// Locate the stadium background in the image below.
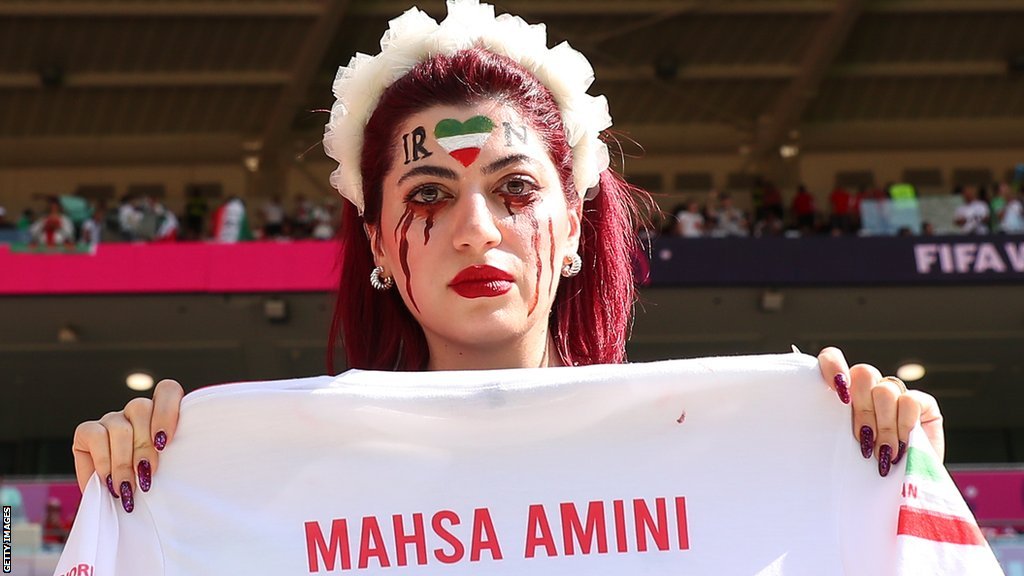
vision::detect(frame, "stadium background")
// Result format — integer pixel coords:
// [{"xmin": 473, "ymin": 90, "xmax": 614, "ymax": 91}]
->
[{"xmin": 0, "ymin": 0, "xmax": 1022, "ymax": 572}]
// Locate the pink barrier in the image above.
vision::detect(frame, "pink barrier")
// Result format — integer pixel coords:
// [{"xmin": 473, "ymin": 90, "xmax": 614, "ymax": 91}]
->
[
  {"xmin": 0, "ymin": 241, "xmax": 340, "ymax": 294},
  {"xmin": 951, "ymin": 469, "xmax": 1024, "ymax": 525}
]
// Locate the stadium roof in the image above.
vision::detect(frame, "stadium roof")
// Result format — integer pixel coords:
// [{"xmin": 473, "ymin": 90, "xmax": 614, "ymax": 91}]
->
[{"xmin": 2, "ymin": 0, "xmax": 1024, "ymax": 169}]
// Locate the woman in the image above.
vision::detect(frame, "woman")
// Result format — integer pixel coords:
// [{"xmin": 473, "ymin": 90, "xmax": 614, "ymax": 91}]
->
[{"xmin": 72, "ymin": 0, "xmax": 941, "ymax": 514}]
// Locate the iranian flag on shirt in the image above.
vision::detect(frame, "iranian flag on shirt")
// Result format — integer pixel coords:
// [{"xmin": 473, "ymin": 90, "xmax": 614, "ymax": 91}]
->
[{"xmin": 894, "ymin": 429, "xmax": 1004, "ymax": 574}]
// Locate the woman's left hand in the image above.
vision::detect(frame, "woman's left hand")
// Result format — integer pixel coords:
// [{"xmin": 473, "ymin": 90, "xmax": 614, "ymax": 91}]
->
[{"xmin": 817, "ymin": 347, "xmax": 944, "ymax": 477}]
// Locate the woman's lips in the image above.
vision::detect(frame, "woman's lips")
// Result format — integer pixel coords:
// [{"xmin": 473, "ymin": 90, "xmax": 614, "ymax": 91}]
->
[
  {"xmin": 451, "ymin": 281, "xmax": 513, "ymax": 298},
  {"xmin": 450, "ymin": 265, "xmax": 514, "ymax": 299}
]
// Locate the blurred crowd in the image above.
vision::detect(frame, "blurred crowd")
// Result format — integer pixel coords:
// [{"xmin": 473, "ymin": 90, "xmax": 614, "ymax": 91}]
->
[
  {"xmin": 656, "ymin": 180, "xmax": 1024, "ymax": 239},
  {"xmin": 0, "ymin": 191, "xmax": 341, "ymax": 250},
  {"xmin": 3, "ymin": 179, "xmax": 1023, "ymax": 251}
]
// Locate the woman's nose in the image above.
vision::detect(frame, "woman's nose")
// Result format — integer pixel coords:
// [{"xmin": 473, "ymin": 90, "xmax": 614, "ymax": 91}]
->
[{"xmin": 451, "ymin": 191, "xmax": 502, "ymax": 252}]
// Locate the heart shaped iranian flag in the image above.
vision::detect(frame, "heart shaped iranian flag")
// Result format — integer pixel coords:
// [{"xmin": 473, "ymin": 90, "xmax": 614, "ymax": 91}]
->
[{"xmin": 434, "ymin": 116, "xmax": 495, "ymax": 167}]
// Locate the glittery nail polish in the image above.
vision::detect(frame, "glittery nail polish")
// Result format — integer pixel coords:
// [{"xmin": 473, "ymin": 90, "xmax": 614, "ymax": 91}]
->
[
  {"xmin": 879, "ymin": 444, "xmax": 892, "ymax": 477},
  {"xmin": 106, "ymin": 474, "xmax": 119, "ymax": 499},
  {"xmin": 154, "ymin": 430, "xmax": 167, "ymax": 451},
  {"xmin": 120, "ymin": 481, "xmax": 134, "ymax": 513},
  {"xmin": 892, "ymin": 440, "xmax": 907, "ymax": 465},
  {"xmin": 834, "ymin": 374, "xmax": 851, "ymax": 404},
  {"xmin": 860, "ymin": 426, "xmax": 874, "ymax": 459},
  {"xmin": 138, "ymin": 459, "xmax": 152, "ymax": 492}
]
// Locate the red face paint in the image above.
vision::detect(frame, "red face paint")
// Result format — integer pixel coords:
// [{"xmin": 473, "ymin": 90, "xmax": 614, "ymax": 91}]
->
[
  {"xmin": 395, "ymin": 208, "xmax": 419, "ymax": 313},
  {"xmin": 526, "ymin": 208, "xmax": 541, "ymax": 317},
  {"xmin": 498, "ymin": 191, "xmax": 543, "ymax": 317},
  {"xmin": 423, "ymin": 212, "xmax": 435, "ymax": 245},
  {"xmin": 393, "ymin": 201, "xmax": 444, "ymax": 313},
  {"xmin": 547, "ymin": 217, "xmax": 555, "ymax": 297}
]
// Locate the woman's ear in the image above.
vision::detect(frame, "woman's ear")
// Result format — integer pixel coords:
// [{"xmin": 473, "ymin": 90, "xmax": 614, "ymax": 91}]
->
[
  {"xmin": 565, "ymin": 205, "xmax": 582, "ymax": 255},
  {"xmin": 364, "ymin": 223, "xmax": 387, "ymax": 267}
]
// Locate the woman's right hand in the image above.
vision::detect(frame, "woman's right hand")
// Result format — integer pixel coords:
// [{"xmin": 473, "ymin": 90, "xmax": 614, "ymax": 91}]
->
[{"xmin": 72, "ymin": 379, "xmax": 184, "ymax": 512}]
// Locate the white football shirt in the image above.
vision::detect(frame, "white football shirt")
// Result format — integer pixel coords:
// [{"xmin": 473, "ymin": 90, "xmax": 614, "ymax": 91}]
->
[{"xmin": 54, "ymin": 353, "xmax": 1003, "ymax": 575}]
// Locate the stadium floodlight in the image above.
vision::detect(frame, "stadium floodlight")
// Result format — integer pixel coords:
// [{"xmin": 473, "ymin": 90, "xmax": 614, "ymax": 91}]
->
[
  {"xmin": 896, "ymin": 363, "xmax": 926, "ymax": 382},
  {"xmin": 126, "ymin": 372, "xmax": 155, "ymax": 392}
]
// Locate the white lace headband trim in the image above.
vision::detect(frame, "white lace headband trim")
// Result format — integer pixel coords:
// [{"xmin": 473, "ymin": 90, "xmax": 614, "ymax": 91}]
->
[{"xmin": 322, "ymin": 0, "xmax": 612, "ymax": 215}]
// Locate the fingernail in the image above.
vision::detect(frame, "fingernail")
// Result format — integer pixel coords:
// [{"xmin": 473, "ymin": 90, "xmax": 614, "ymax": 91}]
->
[
  {"xmin": 120, "ymin": 481, "xmax": 134, "ymax": 513},
  {"xmin": 860, "ymin": 426, "xmax": 874, "ymax": 459},
  {"xmin": 138, "ymin": 460, "xmax": 152, "ymax": 492},
  {"xmin": 154, "ymin": 430, "xmax": 167, "ymax": 451},
  {"xmin": 106, "ymin": 474, "xmax": 119, "ymax": 499},
  {"xmin": 892, "ymin": 440, "xmax": 907, "ymax": 465},
  {"xmin": 834, "ymin": 374, "xmax": 850, "ymax": 404},
  {"xmin": 879, "ymin": 444, "xmax": 893, "ymax": 477}
]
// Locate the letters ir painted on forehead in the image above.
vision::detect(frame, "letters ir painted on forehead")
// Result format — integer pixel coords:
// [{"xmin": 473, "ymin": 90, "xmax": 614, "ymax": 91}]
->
[{"xmin": 322, "ymin": 0, "xmax": 613, "ymax": 215}]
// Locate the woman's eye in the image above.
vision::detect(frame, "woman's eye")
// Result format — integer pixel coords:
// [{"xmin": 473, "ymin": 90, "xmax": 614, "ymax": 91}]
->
[
  {"xmin": 498, "ymin": 177, "xmax": 536, "ymax": 196},
  {"xmin": 409, "ymin": 185, "xmax": 445, "ymax": 204}
]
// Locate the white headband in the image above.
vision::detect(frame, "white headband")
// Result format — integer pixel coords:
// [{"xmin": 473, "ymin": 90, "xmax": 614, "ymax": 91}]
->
[{"xmin": 322, "ymin": 0, "xmax": 612, "ymax": 215}]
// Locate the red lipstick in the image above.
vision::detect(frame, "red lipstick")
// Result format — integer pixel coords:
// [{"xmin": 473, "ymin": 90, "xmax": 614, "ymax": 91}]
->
[{"xmin": 449, "ymin": 265, "xmax": 514, "ymax": 299}]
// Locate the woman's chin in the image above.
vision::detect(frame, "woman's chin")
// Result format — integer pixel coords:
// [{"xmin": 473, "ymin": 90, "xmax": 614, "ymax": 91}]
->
[{"xmin": 425, "ymin": 308, "xmax": 541, "ymax": 347}]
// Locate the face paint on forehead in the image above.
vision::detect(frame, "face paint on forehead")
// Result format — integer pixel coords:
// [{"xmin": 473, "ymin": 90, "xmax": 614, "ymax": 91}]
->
[
  {"xmin": 434, "ymin": 116, "xmax": 495, "ymax": 167},
  {"xmin": 401, "ymin": 126, "xmax": 433, "ymax": 165},
  {"xmin": 503, "ymin": 122, "xmax": 528, "ymax": 146}
]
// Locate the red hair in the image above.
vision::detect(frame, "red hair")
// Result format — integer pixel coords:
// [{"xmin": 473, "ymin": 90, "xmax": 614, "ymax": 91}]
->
[{"xmin": 327, "ymin": 48, "xmax": 641, "ymax": 372}]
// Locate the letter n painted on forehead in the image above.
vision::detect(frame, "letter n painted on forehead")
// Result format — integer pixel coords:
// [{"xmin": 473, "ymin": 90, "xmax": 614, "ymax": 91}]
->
[
  {"xmin": 503, "ymin": 122, "xmax": 527, "ymax": 146},
  {"xmin": 402, "ymin": 126, "xmax": 433, "ymax": 165},
  {"xmin": 434, "ymin": 116, "xmax": 495, "ymax": 167}
]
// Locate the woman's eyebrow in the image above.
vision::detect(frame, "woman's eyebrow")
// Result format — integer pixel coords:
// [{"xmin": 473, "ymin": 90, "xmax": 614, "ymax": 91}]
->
[
  {"xmin": 397, "ymin": 165, "xmax": 459, "ymax": 185},
  {"xmin": 481, "ymin": 154, "xmax": 535, "ymax": 175}
]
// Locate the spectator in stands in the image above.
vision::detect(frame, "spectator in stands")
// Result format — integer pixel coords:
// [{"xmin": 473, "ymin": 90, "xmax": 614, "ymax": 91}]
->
[
  {"xmin": 291, "ymin": 194, "xmax": 315, "ymax": 239},
  {"xmin": 262, "ymin": 195, "xmax": 286, "ymax": 239},
  {"xmin": 212, "ymin": 196, "xmax": 251, "ymax": 243},
  {"xmin": 42, "ymin": 497, "xmax": 70, "ymax": 551},
  {"xmin": 888, "ymin": 182, "xmax": 917, "ymax": 204},
  {"xmin": 117, "ymin": 195, "xmax": 142, "ymax": 241},
  {"xmin": 791, "ymin": 184, "xmax": 816, "ymax": 233},
  {"xmin": 60, "ymin": 193, "xmax": 93, "ymax": 240},
  {"xmin": 760, "ymin": 180, "xmax": 784, "ymax": 221},
  {"xmin": 954, "ymin": 185, "xmax": 990, "ymax": 234},
  {"xmin": 311, "ymin": 201, "xmax": 339, "ymax": 240},
  {"xmin": 0, "ymin": 206, "xmax": 11, "ymax": 229},
  {"xmin": 136, "ymin": 196, "xmax": 162, "ymax": 240},
  {"xmin": 674, "ymin": 199, "xmax": 705, "ymax": 237},
  {"xmin": 858, "ymin": 184, "xmax": 886, "ymax": 202},
  {"xmin": 998, "ymin": 186, "xmax": 1023, "ymax": 234},
  {"xmin": 16, "ymin": 208, "xmax": 33, "ymax": 229},
  {"xmin": 709, "ymin": 193, "xmax": 748, "ymax": 237},
  {"xmin": 828, "ymin": 185, "xmax": 855, "ymax": 234},
  {"xmin": 753, "ymin": 211, "xmax": 784, "ymax": 237},
  {"xmin": 184, "ymin": 188, "xmax": 209, "ymax": 241},
  {"xmin": 991, "ymin": 182, "xmax": 1012, "ymax": 231},
  {"xmin": 80, "ymin": 206, "xmax": 103, "ymax": 252},
  {"xmin": 97, "ymin": 200, "xmax": 119, "ymax": 242},
  {"xmin": 15, "ymin": 208, "xmax": 34, "ymax": 243},
  {"xmin": 153, "ymin": 201, "xmax": 179, "ymax": 242},
  {"xmin": 29, "ymin": 197, "xmax": 75, "ymax": 248}
]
